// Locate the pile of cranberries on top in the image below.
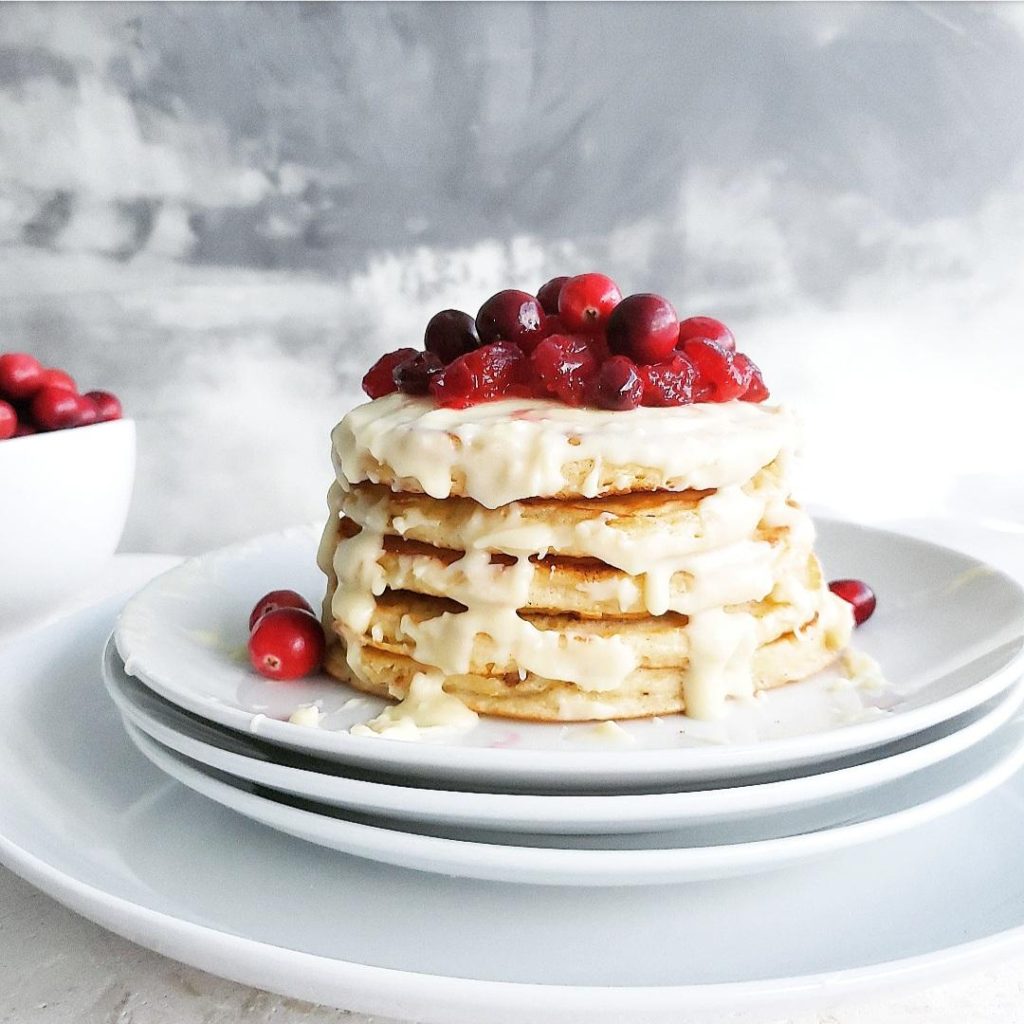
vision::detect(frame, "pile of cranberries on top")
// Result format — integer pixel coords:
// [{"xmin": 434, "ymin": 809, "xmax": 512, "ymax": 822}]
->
[
  {"xmin": 361, "ymin": 274, "xmax": 769, "ymax": 411},
  {"xmin": 0, "ymin": 352, "xmax": 123, "ymax": 441}
]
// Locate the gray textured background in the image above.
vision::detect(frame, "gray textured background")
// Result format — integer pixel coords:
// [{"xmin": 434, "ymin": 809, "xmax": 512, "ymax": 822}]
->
[{"xmin": 1, "ymin": 2, "xmax": 1022, "ymax": 552}]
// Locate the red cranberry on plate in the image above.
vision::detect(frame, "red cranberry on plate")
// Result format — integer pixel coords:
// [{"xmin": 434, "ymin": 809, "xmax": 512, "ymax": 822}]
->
[
  {"xmin": 248, "ymin": 607, "xmax": 326, "ymax": 680},
  {"xmin": 829, "ymin": 579, "xmax": 877, "ymax": 626},
  {"xmin": 249, "ymin": 589, "xmax": 316, "ymax": 631}
]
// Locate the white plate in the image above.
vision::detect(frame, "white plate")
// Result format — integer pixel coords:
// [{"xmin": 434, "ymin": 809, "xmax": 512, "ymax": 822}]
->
[
  {"xmin": 122, "ymin": 704, "xmax": 1024, "ymax": 887},
  {"xmin": 104, "ymin": 637, "xmax": 1024, "ymax": 835},
  {"xmin": 8, "ymin": 580, "xmax": 1024, "ymax": 1021},
  {"xmin": 113, "ymin": 521, "xmax": 1024, "ymax": 789}
]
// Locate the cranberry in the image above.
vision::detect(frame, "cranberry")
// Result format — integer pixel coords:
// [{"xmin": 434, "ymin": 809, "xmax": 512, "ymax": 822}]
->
[
  {"xmin": 13, "ymin": 422, "xmax": 37, "ymax": 437},
  {"xmin": 638, "ymin": 354, "xmax": 697, "ymax": 406},
  {"xmin": 828, "ymin": 579, "xmax": 876, "ymax": 626},
  {"xmin": 542, "ymin": 314, "xmax": 568, "ymax": 336},
  {"xmin": 85, "ymin": 389, "xmax": 123, "ymax": 421},
  {"xmin": 248, "ymin": 607, "xmax": 326, "ymax": 680},
  {"xmin": 0, "ymin": 353, "xmax": 44, "ymax": 400},
  {"xmin": 249, "ymin": 589, "xmax": 315, "ymax": 631},
  {"xmin": 424, "ymin": 310, "xmax": 480, "ymax": 364},
  {"xmin": 557, "ymin": 273, "xmax": 622, "ymax": 331},
  {"xmin": 595, "ymin": 356, "xmax": 643, "ymax": 411},
  {"xmin": 31, "ymin": 386, "xmax": 81, "ymax": 430},
  {"xmin": 476, "ymin": 290, "xmax": 546, "ymax": 352},
  {"xmin": 430, "ymin": 341, "xmax": 526, "ymax": 408},
  {"xmin": 536, "ymin": 276, "xmax": 569, "ymax": 316},
  {"xmin": 39, "ymin": 368, "xmax": 77, "ymax": 392},
  {"xmin": 0, "ymin": 399, "xmax": 16, "ymax": 440},
  {"xmin": 530, "ymin": 334, "xmax": 601, "ymax": 406},
  {"xmin": 74, "ymin": 394, "xmax": 99, "ymax": 427},
  {"xmin": 394, "ymin": 351, "xmax": 444, "ymax": 395},
  {"xmin": 682, "ymin": 339, "xmax": 748, "ymax": 402},
  {"xmin": 678, "ymin": 316, "xmax": 735, "ymax": 353},
  {"xmin": 606, "ymin": 293, "xmax": 679, "ymax": 364},
  {"xmin": 362, "ymin": 348, "xmax": 417, "ymax": 399},
  {"xmin": 733, "ymin": 354, "xmax": 770, "ymax": 403}
]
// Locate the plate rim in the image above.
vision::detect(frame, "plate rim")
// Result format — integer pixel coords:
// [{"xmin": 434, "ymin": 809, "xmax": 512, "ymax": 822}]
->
[
  {"xmin": 112, "ymin": 519, "xmax": 1024, "ymax": 780},
  {"xmin": 119, "ymin": 712, "xmax": 1024, "ymax": 886},
  {"xmin": 103, "ymin": 635, "xmax": 1024, "ymax": 832},
  {"xmin": 4, "ymin": 820, "xmax": 1024, "ymax": 1022}
]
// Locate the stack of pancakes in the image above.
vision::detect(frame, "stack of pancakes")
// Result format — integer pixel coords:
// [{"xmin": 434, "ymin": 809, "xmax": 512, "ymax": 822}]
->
[{"xmin": 318, "ymin": 394, "xmax": 853, "ymax": 721}]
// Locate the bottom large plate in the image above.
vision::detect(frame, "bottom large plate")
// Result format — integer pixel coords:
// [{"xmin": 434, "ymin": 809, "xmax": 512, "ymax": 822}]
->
[{"xmin": 5, "ymin": 578, "xmax": 1024, "ymax": 1021}]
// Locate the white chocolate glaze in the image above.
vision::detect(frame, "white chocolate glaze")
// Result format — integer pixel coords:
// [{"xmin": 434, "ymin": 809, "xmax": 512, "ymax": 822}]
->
[
  {"xmin": 350, "ymin": 671, "xmax": 479, "ymax": 740},
  {"xmin": 287, "ymin": 704, "xmax": 323, "ymax": 728},
  {"xmin": 335, "ymin": 394, "xmax": 799, "ymax": 507}
]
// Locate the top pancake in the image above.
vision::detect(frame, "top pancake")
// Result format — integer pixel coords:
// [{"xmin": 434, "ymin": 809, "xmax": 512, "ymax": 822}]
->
[{"xmin": 333, "ymin": 394, "xmax": 799, "ymax": 507}]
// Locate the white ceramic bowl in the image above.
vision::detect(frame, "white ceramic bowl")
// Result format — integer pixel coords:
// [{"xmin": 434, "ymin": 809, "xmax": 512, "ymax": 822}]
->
[{"xmin": 0, "ymin": 418, "xmax": 135, "ymax": 622}]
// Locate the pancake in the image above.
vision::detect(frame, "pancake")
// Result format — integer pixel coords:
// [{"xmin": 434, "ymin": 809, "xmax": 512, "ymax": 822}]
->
[
  {"xmin": 334, "ymin": 462, "xmax": 806, "ymax": 572},
  {"xmin": 324, "ymin": 592, "xmax": 852, "ymax": 722},
  {"xmin": 336, "ymin": 520, "xmax": 813, "ymax": 618}
]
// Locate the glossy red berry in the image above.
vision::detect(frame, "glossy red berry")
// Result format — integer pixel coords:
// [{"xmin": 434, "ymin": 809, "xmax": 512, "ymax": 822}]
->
[
  {"xmin": 394, "ymin": 351, "xmax": 444, "ymax": 395},
  {"xmin": 678, "ymin": 316, "xmax": 735, "ymax": 353},
  {"xmin": 557, "ymin": 273, "xmax": 622, "ymax": 331},
  {"xmin": 13, "ymin": 422, "xmax": 37, "ymax": 437},
  {"xmin": 733, "ymin": 354, "xmax": 770, "ymax": 403},
  {"xmin": 606, "ymin": 293, "xmax": 679, "ymax": 364},
  {"xmin": 476, "ymin": 290, "xmax": 546, "ymax": 352},
  {"xmin": 638, "ymin": 354, "xmax": 697, "ymax": 407},
  {"xmin": 0, "ymin": 399, "xmax": 16, "ymax": 440},
  {"xmin": 39, "ymin": 368, "xmax": 77, "ymax": 392},
  {"xmin": 0, "ymin": 353, "xmax": 44, "ymax": 400},
  {"xmin": 595, "ymin": 356, "xmax": 643, "ymax": 411},
  {"xmin": 362, "ymin": 348, "xmax": 417, "ymax": 400},
  {"xmin": 249, "ymin": 589, "xmax": 316, "ymax": 631},
  {"xmin": 682, "ymin": 339, "xmax": 748, "ymax": 402},
  {"xmin": 536, "ymin": 276, "xmax": 569, "ymax": 316},
  {"xmin": 529, "ymin": 334, "xmax": 601, "ymax": 406},
  {"xmin": 248, "ymin": 607, "xmax": 326, "ymax": 680},
  {"xmin": 829, "ymin": 579, "xmax": 876, "ymax": 626},
  {"xmin": 31, "ymin": 386, "xmax": 81, "ymax": 430},
  {"xmin": 424, "ymin": 310, "xmax": 480, "ymax": 364},
  {"xmin": 542, "ymin": 314, "xmax": 568, "ymax": 336},
  {"xmin": 430, "ymin": 341, "xmax": 526, "ymax": 408},
  {"xmin": 74, "ymin": 394, "xmax": 99, "ymax": 426},
  {"xmin": 85, "ymin": 389, "xmax": 123, "ymax": 421}
]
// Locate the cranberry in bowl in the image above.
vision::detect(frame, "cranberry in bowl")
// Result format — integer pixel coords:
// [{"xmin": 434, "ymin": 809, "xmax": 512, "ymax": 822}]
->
[{"xmin": 0, "ymin": 356, "xmax": 134, "ymax": 623}]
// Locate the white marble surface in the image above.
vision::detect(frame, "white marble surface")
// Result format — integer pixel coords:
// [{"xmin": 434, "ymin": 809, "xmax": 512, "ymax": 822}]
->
[{"xmin": 2, "ymin": 517, "xmax": 1024, "ymax": 1022}]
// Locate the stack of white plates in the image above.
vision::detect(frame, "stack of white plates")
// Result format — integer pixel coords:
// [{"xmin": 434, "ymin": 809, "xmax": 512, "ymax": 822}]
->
[{"xmin": 105, "ymin": 520, "xmax": 1024, "ymax": 888}]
